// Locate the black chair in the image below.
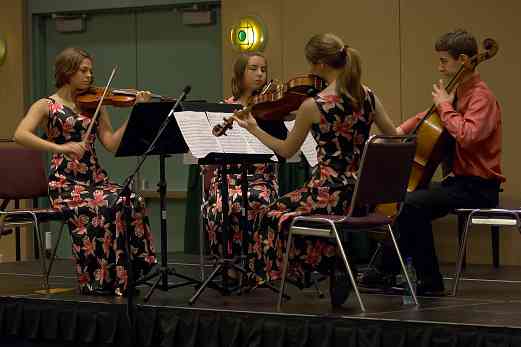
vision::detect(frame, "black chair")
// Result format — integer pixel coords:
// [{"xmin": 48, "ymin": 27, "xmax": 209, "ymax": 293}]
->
[
  {"xmin": 451, "ymin": 207, "xmax": 521, "ymax": 296},
  {"xmin": 453, "ymin": 189, "xmax": 503, "ymax": 269},
  {"xmin": 0, "ymin": 141, "xmax": 66, "ymax": 290},
  {"xmin": 277, "ymin": 135, "xmax": 419, "ymax": 312}
]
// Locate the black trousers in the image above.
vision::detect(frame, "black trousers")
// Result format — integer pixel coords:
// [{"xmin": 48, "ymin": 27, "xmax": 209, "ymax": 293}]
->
[{"xmin": 389, "ymin": 176, "xmax": 500, "ymax": 289}]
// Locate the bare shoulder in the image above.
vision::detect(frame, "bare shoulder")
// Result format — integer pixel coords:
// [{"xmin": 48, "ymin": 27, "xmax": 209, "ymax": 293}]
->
[
  {"xmin": 34, "ymin": 98, "xmax": 52, "ymax": 107},
  {"xmin": 296, "ymin": 97, "xmax": 321, "ymax": 124},
  {"xmin": 29, "ymin": 98, "xmax": 52, "ymax": 114},
  {"xmin": 299, "ymin": 97, "xmax": 319, "ymax": 114}
]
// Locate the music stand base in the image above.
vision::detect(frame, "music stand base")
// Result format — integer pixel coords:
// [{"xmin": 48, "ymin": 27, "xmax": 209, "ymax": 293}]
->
[
  {"xmin": 188, "ymin": 258, "xmax": 290, "ymax": 305},
  {"xmin": 142, "ymin": 266, "xmax": 201, "ymax": 302}
]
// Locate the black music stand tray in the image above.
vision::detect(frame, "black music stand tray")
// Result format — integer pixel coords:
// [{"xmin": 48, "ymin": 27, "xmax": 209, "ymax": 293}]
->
[{"xmin": 116, "ymin": 101, "xmax": 223, "ymax": 301}]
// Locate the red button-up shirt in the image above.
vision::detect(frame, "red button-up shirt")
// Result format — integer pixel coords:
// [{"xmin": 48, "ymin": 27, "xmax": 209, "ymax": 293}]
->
[{"xmin": 399, "ymin": 73, "xmax": 505, "ymax": 182}]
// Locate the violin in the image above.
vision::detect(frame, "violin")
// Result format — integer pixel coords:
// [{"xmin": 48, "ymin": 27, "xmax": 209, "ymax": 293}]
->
[
  {"xmin": 212, "ymin": 74, "xmax": 327, "ymax": 137},
  {"xmin": 76, "ymin": 86, "xmax": 176, "ymax": 109}
]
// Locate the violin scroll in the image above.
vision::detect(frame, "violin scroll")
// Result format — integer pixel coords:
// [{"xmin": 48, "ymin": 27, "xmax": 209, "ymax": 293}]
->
[{"xmin": 212, "ymin": 117, "xmax": 234, "ymax": 137}]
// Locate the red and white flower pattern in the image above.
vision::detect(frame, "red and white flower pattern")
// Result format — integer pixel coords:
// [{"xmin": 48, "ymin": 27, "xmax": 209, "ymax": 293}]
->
[
  {"xmin": 248, "ymin": 89, "xmax": 376, "ymax": 285},
  {"xmin": 45, "ymin": 98, "xmax": 156, "ymax": 294},
  {"xmin": 203, "ymin": 97, "xmax": 279, "ymax": 261}
]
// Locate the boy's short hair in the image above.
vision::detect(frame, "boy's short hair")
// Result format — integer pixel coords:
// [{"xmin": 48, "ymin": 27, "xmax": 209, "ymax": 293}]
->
[{"xmin": 435, "ymin": 29, "xmax": 478, "ymax": 59}]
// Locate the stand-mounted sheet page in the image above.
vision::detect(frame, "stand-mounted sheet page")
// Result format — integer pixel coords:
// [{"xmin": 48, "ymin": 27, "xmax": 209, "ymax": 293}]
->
[
  {"xmin": 175, "ymin": 111, "xmax": 277, "ymax": 161},
  {"xmin": 284, "ymin": 120, "xmax": 318, "ymax": 167}
]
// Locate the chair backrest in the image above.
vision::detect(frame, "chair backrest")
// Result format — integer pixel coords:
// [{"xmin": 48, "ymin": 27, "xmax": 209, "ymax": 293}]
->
[
  {"xmin": 0, "ymin": 141, "xmax": 48, "ymax": 199},
  {"xmin": 349, "ymin": 135, "xmax": 416, "ymax": 215}
]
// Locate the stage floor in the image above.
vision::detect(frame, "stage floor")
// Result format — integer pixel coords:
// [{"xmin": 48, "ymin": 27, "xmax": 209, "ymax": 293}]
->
[
  {"xmin": 1, "ymin": 254, "xmax": 521, "ymax": 346},
  {"xmin": 2, "ymin": 254, "xmax": 521, "ymax": 325}
]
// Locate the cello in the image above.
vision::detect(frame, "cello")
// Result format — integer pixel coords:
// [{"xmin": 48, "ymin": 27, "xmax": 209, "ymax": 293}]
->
[
  {"xmin": 377, "ymin": 38, "xmax": 498, "ymax": 218},
  {"xmin": 407, "ymin": 38, "xmax": 498, "ymax": 191}
]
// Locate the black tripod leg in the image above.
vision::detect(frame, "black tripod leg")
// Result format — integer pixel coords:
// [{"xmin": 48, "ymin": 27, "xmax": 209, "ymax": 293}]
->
[
  {"xmin": 169, "ymin": 271, "xmax": 202, "ymax": 286},
  {"xmin": 144, "ymin": 271, "xmax": 163, "ymax": 302},
  {"xmin": 256, "ymin": 281, "xmax": 291, "ymax": 300},
  {"xmin": 189, "ymin": 263, "xmax": 224, "ymax": 305},
  {"xmin": 121, "ymin": 195, "xmax": 136, "ymax": 325}
]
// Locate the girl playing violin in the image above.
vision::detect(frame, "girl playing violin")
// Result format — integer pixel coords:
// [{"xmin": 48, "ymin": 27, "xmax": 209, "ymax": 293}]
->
[
  {"xmin": 233, "ymin": 34, "xmax": 397, "ymax": 306},
  {"xmin": 14, "ymin": 47, "xmax": 157, "ymax": 296},
  {"xmin": 203, "ymin": 52, "xmax": 279, "ymax": 277}
]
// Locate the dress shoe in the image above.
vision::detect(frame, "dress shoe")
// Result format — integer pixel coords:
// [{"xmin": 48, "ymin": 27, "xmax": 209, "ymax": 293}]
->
[{"xmin": 329, "ymin": 268, "xmax": 352, "ymax": 307}]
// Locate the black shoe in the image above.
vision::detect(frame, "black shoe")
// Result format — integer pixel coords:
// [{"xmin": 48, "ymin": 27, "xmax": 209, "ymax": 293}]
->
[
  {"xmin": 329, "ymin": 268, "xmax": 352, "ymax": 307},
  {"xmin": 357, "ymin": 268, "xmax": 396, "ymax": 293},
  {"xmin": 115, "ymin": 287, "xmax": 141, "ymax": 297},
  {"xmin": 135, "ymin": 263, "xmax": 161, "ymax": 284},
  {"xmin": 81, "ymin": 286, "xmax": 114, "ymax": 296}
]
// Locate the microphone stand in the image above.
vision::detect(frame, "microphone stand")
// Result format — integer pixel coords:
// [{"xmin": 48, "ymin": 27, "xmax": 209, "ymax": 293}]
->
[{"xmin": 109, "ymin": 86, "xmax": 196, "ymax": 330}]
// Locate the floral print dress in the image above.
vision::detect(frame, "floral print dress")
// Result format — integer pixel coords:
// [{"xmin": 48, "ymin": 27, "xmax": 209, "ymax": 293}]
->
[
  {"xmin": 248, "ymin": 90, "xmax": 375, "ymax": 285},
  {"xmin": 204, "ymin": 164, "xmax": 279, "ymax": 258},
  {"xmin": 203, "ymin": 97, "xmax": 279, "ymax": 260},
  {"xmin": 45, "ymin": 98, "xmax": 156, "ymax": 294}
]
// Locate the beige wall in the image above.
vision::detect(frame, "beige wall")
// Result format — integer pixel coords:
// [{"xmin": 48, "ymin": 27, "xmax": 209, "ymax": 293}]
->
[
  {"xmin": 0, "ymin": 0, "xmax": 33, "ymax": 261},
  {"xmin": 222, "ymin": 0, "xmax": 521, "ymax": 265},
  {"xmin": 0, "ymin": 0, "xmax": 28, "ymax": 139}
]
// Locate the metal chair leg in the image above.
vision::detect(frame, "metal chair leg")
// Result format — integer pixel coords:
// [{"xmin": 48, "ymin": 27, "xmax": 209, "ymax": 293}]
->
[
  {"xmin": 491, "ymin": 225, "xmax": 500, "ymax": 268},
  {"xmin": 331, "ymin": 222, "xmax": 365, "ymax": 312},
  {"xmin": 45, "ymin": 221, "xmax": 66, "ymax": 285},
  {"xmin": 387, "ymin": 225, "xmax": 418, "ymax": 305},
  {"xmin": 452, "ymin": 212, "xmax": 474, "ymax": 296},
  {"xmin": 457, "ymin": 213, "xmax": 467, "ymax": 269},
  {"xmin": 277, "ymin": 226, "xmax": 293, "ymax": 312},
  {"xmin": 367, "ymin": 242, "xmax": 383, "ymax": 269},
  {"xmin": 199, "ymin": 174, "xmax": 206, "ymax": 282},
  {"xmin": 30, "ymin": 213, "xmax": 48, "ymax": 290}
]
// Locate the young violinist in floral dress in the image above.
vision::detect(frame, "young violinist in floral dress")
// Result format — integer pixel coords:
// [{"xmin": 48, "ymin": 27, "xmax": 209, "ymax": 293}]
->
[
  {"xmin": 233, "ymin": 34, "xmax": 397, "ymax": 305},
  {"xmin": 203, "ymin": 52, "xmax": 279, "ymax": 277},
  {"xmin": 14, "ymin": 47, "xmax": 157, "ymax": 296}
]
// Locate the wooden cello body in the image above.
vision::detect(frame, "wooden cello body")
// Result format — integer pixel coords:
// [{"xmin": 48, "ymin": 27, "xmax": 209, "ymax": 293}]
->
[{"xmin": 407, "ymin": 104, "xmax": 454, "ymax": 191}]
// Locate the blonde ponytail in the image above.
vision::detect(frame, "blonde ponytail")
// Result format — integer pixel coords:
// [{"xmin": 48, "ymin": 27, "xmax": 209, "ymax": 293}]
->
[{"xmin": 336, "ymin": 47, "xmax": 364, "ymax": 112}]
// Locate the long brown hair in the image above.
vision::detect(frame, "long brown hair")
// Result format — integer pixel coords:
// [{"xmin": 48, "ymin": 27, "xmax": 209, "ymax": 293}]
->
[
  {"xmin": 305, "ymin": 33, "xmax": 364, "ymax": 111},
  {"xmin": 231, "ymin": 52, "xmax": 267, "ymax": 99},
  {"xmin": 54, "ymin": 47, "xmax": 93, "ymax": 88}
]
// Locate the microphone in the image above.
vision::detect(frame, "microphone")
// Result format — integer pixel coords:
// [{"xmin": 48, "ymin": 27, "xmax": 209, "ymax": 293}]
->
[
  {"xmin": 163, "ymin": 85, "xmax": 192, "ymax": 123},
  {"xmin": 144, "ymin": 85, "xmax": 193, "ymax": 156},
  {"xmin": 180, "ymin": 85, "xmax": 192, "ymax": 102}
]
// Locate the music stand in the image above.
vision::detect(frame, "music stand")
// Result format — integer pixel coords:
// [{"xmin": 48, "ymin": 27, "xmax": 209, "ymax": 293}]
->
[
  {"xmin": 116, "ymin": 100, "xmax": 206, "ymax": 302},
  {"xmin": 182, "ymin": 110, "xmax": 290, "ymax": 305},
  {"xmin": 188, "ymin": 152, "xmax": 275, "ymax": 305}
]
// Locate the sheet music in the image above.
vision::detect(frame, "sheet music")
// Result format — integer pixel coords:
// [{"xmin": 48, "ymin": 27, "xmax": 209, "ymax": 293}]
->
[
  {"xmin": 205, "ymin": 112, "xmax": 251, "ymax": 154},
  {"xmin": 285, "ymin": 120, "xmax": 318, "ymax": 167},
  {"xmin": 240, "ymin": 127, "xmax": 277, "ymax": 157},
  {"xmin": 206, "ymin": 112, "xmax": 277, "ymax": 160},
  {"xmin": 174, "ymin": 111, "xmax": 222, "ymax": 158}
]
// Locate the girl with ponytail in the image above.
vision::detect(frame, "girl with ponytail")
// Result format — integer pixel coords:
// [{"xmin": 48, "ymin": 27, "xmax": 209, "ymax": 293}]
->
[{"xmin": 234, "ymin": 33, "xmax": 397, "ymax": 306}]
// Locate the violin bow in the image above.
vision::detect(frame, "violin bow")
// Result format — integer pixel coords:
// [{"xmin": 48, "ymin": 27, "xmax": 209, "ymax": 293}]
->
[
  {"xmin": 81, "ymin": 65, "xmax": 118, "ymax": 144},
  {"xmin": 212, "ymin": 80, "xmax": 279, "ymax": 136}
]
